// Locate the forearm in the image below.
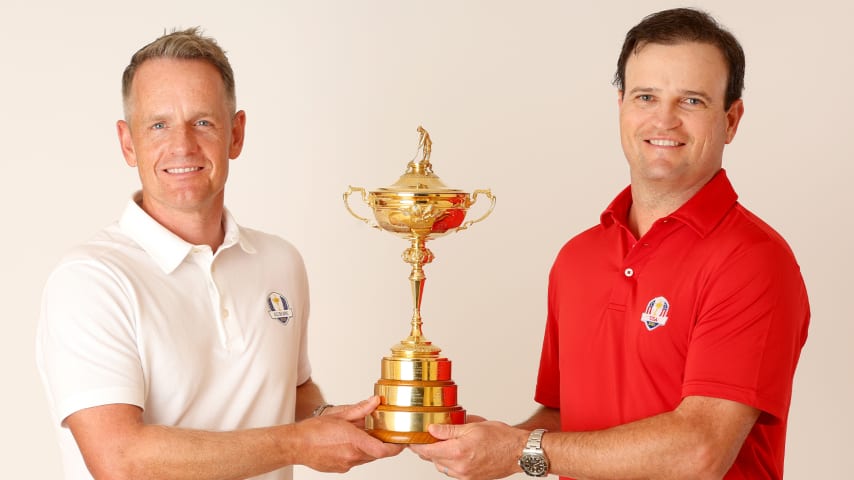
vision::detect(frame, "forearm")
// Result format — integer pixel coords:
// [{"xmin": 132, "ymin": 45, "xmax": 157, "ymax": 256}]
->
[
  {"xmin": 515, "ymin": 406, "xmax": 561, "ymax": 431},
  {"xmin": 544, "ymin": 397, "xmax": 758, "ymax": 480},
  {"xmin": 546, "ymin": 413, "xmax": 701, "ymax": 479},
  {"xmin": 72, "ymin": 413, "xmax": 303, "ymax": 480},
  {"xmin": 127, "ymin": 424, "xmax": 301, "ymax": 480},
  {"xmin": 69, "ymin": 397, "xmax": 402, "ymax": 480}
]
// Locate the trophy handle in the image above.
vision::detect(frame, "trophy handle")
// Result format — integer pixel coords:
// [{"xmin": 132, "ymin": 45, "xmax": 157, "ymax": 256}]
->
[
  {"xmin": 343, "ymin": 186, "xmax": 381, "ymax": 229},
  {"xmin": 457, "ymin": 189, "xmax": 496, "ymax": 232}
]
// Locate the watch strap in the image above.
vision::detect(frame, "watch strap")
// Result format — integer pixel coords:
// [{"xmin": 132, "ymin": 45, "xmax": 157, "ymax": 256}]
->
[
  {"xmin": 526, "ymin": 428, "xmax": 547, "ymax": 449},
  {"xmin": 312, "ymin": 403, "xmax": 334, "ymax": 417}
]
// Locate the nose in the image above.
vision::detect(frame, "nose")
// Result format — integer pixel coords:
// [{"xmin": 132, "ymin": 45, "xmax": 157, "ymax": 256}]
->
[
  {"xmin": 652, "ymin": 102, "xmax": 681, "ymax": 130},
  {"xmin": 169, "ymin": 124, "xmax": 199, "ymax": 156}
]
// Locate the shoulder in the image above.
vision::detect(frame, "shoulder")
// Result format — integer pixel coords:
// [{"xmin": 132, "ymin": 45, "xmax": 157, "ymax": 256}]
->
[
  {"xmin": 238, "ymin": 226, "xmax": 303, "ymax": 258},
  {"xmin": 234, "ymin": 226, "xmax": 309, "ymax": 280},
  {"xmin": 48, "ymin": 223, "xmax": 142, "ymax": 281},
  {"xmin": 715, "ymin": 203, "xmax": 802, "ymax": 271},
  {"xmin": 555, "ymin": 223, "xmax": 609, "ymax": 261},
  {"xmin": 40, "ymin": 226, "xmax": 142, "ymax": 329}
]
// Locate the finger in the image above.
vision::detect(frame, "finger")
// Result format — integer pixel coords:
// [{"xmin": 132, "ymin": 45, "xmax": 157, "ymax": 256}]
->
[
  {"xmin": 435, "ymin": 462, "xmax": 453, "ymax": 478},
  {"xmin": 408, "ymin": 443, "xmax": 434, "ymax": 460},
  {"xmin": 356, "ymin": 433, "xmax": 406, "ymax": 458},
  {"xmin": 381, "ymin": 443, "xmax": 406, "ymax": 457},
  {"xmin": 335, "ymin": 396, "xmax": 381, "ymax": 422},
  {"xmin": 427, "ymin": 422, "xmax": 461, "ymax": 441},
  {"xmin": 370, "ymin": 441, "xmax": 405, "ymax": 458},
  {"xmin": 466, "ymin": 414, "xmax": 487, "ymax": 423}
]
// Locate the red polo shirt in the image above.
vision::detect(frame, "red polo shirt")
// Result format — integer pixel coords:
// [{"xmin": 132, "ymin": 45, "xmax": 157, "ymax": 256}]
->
[{"xmin": 535, "ymin": 169, "xmax": 810, "ymax": 479}]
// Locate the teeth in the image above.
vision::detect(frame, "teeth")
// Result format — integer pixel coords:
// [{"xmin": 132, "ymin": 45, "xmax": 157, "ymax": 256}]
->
[
  {"xmin": 166, "ymin": 167, "xmax": 201, "ymax": 174},
  {"xmin": 649, "ymin": 139, "xmax": 680, "ymax": 147}
]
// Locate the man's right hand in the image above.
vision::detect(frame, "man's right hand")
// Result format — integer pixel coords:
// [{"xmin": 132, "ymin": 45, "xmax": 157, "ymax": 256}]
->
[{"xmin": 293, "ymin": 395, "xmax": 404, "ymax": 472}]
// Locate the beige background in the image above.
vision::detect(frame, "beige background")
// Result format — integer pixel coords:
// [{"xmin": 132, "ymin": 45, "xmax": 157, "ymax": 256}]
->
[{"xmin": 2, "ymin": 0, "xmax": 851, "ymax": 478}]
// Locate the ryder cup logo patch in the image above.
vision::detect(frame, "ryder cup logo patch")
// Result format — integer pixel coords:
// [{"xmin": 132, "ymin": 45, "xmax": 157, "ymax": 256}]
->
[
  {"xmin": 641, "ymin": 296, "xmax": 670, "ymax": 331},
  {"xmin": 266, "ymin": 292, "xmax": 294, "ymax": 325}
]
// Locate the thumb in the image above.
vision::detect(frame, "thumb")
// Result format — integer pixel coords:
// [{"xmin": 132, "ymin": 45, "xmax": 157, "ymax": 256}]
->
[
  {"xmin": 336, "ymin": 395, "xmax": 381, "ymax": 421},
  {"xmin": 427, "ymin": 422, "xmax": 463, "ymax": 441}
]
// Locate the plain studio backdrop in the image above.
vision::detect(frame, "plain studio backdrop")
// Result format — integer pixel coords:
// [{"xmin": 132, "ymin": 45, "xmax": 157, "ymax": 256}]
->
[{"xmin": 2, "ymin": 0, "xmax": 851, "ymax": 478}]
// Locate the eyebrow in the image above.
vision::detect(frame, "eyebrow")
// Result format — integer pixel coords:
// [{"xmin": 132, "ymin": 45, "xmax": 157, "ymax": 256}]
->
[
  {"xmin": 627, "ymin": 87, "xmax": 713, "ymax": 103},
  {"xmin": 139, "ymin": 110, "xmax": 219, "ymax": 123}
]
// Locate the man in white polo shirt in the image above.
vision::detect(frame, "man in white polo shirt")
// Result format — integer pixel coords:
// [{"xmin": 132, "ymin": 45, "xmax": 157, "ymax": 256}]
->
[{"xmin": 36, "ymin": 28, "xmax": 402, "ymax": 480}]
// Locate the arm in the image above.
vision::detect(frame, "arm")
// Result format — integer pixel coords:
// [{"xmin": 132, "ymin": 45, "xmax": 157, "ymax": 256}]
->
[
  {"xmin": 295, "ymin": 377, "xmax": 326, "ymax": 421},
  {"xmin": 546, "ymin": 395, "xmax": 759, "ymax": 480},
  {"xmin": 515, "ymin": 406, "xmax": 560, "ymax": 431},
  {"xmin": 67, "ymin": 396, "xmax": 403, "ymax": 480},
  {"xmin": 410, "ymin": 395, "xmax": 758, "ymax": 480}
]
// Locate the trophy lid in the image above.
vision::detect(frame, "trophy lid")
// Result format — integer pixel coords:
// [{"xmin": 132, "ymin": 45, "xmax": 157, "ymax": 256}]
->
[{"xmin": 373, "ymin": 126, "xmax": 465, "ymax": 195}]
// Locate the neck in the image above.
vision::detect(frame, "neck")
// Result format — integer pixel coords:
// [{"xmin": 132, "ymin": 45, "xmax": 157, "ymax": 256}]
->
[
  {"xmin": 627, "ymin": 182, "xmax": 702, "ymax": 238},
  {"xmin": 170, "ymin": 209, "xmax": 226, "ymax": 252},
  {"xmin": 140, "ymin": 198, "xmax": 226, "ymax": 252}
]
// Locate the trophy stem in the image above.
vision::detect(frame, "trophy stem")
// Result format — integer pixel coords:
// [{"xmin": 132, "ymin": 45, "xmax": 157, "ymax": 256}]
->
[
  {"xmin": 409, "ymin": 261, "xmax": 426, "ymax": 340},
  {"xmin": 393, "ymin": 234, "xmax": 440, "ymax": 357}
]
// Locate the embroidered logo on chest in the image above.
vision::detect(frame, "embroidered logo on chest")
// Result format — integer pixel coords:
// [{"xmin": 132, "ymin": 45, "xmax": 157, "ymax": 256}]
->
[
  {"xmin": 641, "ymin": 296, "xmax": 670, "ymax": 331},
  {"xmin": 267, "ymin": 292, "xmax": 294, "ymax": 325}
]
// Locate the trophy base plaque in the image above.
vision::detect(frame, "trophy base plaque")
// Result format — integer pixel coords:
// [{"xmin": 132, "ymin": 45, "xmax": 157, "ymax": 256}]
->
[{"xmin": 365, "ymin": 354, "xmax": 466, "ymax": 444}]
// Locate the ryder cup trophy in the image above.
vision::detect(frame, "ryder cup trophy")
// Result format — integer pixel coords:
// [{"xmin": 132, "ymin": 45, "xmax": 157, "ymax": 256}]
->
[{"xmin": 343, "ymin": 126, "xmax": 495, "ymax": 444}]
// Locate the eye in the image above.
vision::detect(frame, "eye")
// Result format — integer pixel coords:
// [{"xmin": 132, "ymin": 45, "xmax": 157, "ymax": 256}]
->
[
  {"xmin": 638, "ymin": 94, "xmax": 653, "ymax": 102},
  {"xmin": 152, "ymin": 122, "xmax": 166, "ymax": 130},
  {"xmin": 684, "ymin": 97, "xmax": 705, "ymax": 107},
  {"xmin": 196, "ymin": 119, "xmax": 212, "ymax": 127}
]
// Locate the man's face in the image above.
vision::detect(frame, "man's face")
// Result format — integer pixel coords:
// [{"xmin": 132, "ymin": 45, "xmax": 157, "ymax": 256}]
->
[
  {"xmin": 117, "ymin": 58, "xmax": 245, "ymax": 220},
  {"xmin": 618, "ymin": 41, "xmax": 743, "ymax": 192}
]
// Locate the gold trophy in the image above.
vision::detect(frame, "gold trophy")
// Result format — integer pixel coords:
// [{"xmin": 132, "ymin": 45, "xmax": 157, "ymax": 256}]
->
[{"xmin": 344, "ymin": 126, "xmax": 495, "ymax": 443}]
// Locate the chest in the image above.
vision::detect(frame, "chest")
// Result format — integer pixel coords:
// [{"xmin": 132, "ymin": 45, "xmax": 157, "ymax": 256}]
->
[
  {"xmin": 551, "ymin": 225, "xmax": 730, "ymax": 374},
  {"xmin": 125, "ymin": 253, "xmax": 308, "ymax": 399}
]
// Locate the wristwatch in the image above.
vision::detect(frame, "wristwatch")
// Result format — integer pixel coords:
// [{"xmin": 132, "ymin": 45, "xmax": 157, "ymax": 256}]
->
[
  {"xmin": 311, "ymin": 403, "xmax": 334, "ymax": 417},
  {"xmin": 518, "ymin": 428, "xmax": 549, "ymax": 477}
]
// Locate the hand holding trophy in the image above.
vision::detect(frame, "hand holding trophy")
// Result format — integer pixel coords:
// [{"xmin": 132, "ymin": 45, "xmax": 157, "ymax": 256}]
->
[{"xmin": 343, "ymin": 126, "xmax": 495, "ymax": 443}]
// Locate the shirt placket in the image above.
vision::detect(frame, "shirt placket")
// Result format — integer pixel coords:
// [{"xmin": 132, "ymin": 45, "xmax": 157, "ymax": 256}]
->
[
  {"xmin": 189, "ymin": 246, "xmax": 237, "ymax": 351},
  {"xmin": 608, "ymin": 219, "xmax": 673, "ymax": 313}
]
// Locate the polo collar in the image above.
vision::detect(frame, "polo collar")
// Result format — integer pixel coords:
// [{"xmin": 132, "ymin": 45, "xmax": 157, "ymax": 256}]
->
[
  {"xmin": 118, "ymin": 192, "xmax": 257, "ymax": 274},
  {"xmin": 600, "ymin": 169, "xmax": 739, "ymax": 238}
]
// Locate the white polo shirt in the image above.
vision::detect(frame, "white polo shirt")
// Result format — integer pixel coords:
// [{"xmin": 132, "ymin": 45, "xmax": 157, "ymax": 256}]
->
[{"xmin": 36, "ymin": 195, "xmax": 311, "ymax": 480}]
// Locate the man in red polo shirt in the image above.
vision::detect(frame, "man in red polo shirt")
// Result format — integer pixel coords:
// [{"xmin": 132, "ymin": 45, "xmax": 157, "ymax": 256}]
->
[{"xmin": 411, "ymin": 8, "xmax": 810, "ymax": 480}]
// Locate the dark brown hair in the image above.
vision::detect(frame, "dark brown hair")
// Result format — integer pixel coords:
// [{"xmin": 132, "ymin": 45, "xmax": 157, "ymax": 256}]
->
[{"xmin": 614, "ymin": 8, "xmax": 745, "ymax": 109}]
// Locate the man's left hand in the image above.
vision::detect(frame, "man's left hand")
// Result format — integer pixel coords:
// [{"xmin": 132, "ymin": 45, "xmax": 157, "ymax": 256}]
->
[{"xmin": 409, "ymin": 420, "xmax": 528, "ymax": 480}]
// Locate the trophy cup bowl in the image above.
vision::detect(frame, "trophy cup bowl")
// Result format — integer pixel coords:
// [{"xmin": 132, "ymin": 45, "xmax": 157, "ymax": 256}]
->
[{"xmin": 343, "ymin": 126, "xmax": 495, "ymax": 443}]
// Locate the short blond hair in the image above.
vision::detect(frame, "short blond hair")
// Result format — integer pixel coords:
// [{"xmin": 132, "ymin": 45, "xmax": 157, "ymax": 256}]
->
[{"xmin": 121, "ymin": 27, "xmax": 236, "ymax": 117}]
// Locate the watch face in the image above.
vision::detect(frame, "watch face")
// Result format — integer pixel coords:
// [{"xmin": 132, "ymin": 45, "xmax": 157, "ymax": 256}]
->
[{"xmin": 520, "ymin": 454, "xmax": 548, "ymax": 476}]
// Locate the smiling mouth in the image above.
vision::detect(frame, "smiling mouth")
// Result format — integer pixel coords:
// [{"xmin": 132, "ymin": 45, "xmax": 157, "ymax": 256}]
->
[
  {"xmin": 165, "ymin": 167, "xmax": 202, "ymax": 174},
  {"xmin": 647, "ymin": 139, "xmax": 683, "ymax": 147}
]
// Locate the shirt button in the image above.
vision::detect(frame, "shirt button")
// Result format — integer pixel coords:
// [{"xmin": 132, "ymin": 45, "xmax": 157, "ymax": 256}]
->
[{"xmin": 624, "ymin": 268, "xmax": 634, "ymax": 277}]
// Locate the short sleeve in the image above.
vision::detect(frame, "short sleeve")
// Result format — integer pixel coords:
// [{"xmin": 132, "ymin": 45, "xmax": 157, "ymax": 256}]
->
[
  {"xmin": 682, "ymin": 240, "xmax": 810, "ymax": 422},
  {"xmin": 36, "ymin": 259, "xmax": 145, "ymax": 426},
  {"xmin": 534, "ymin": 262, "xmax": 562, "ymax": 409}
]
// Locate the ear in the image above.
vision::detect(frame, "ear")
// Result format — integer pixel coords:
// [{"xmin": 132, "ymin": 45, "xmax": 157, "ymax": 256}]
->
[
  {"xmin": 228, "ymin": 110, "xmax": 247, "ymax": 159},
  {"xmin": 724, "ymin": 99, "xmax": 744, "ymax": 144},
  {"xmin": 117, "ymin": 120, "xmax": 137, "ymax": 167},
  {"xmin": 617, "ymin": 89, "xmax": 625, "ymax": 108}
]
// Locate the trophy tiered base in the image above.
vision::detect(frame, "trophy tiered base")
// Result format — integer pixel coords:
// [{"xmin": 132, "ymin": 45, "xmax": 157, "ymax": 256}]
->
[{"xmin": 366, "ymin": 343, "xmax": 466, "ymax": 443}]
